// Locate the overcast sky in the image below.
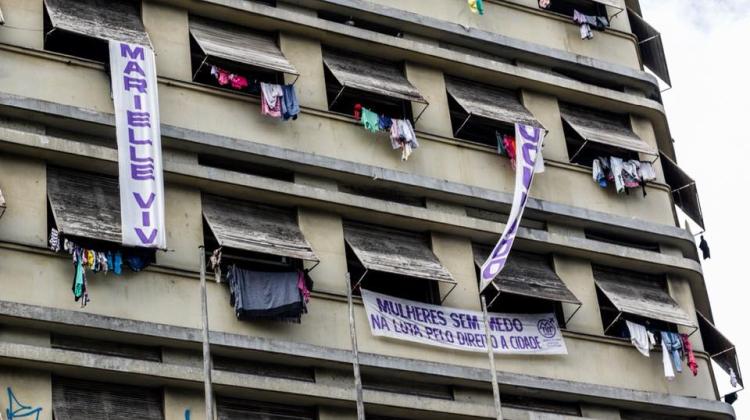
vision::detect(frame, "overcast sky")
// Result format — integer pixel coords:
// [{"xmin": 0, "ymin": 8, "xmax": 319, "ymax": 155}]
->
[{"xmin": 639, "ymin": 0, "xmax": 750, "ymax": 416}]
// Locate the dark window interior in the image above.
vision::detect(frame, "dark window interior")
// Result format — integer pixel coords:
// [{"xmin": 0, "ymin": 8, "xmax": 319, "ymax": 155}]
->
[
  {"xmin": 539, "ymin": 0, "xmax": 606, "ymax": 17},
  {"xmin": 338, "ymin": 184, "xmax": 425, "ymax": 207},
  {"xmin": 202, "ymin": 219, "xmax": 302, "ymax": 274},
  {"xmin": 487, "ymin": 292, "xmax": 567, "ymax": 328},
  {"xmin": 251, "ymin": 0, "xmax": 276, "ymax": 6},
  {"xmin": 217, "ymin": 397, "xmax": 315, "ymax": 420},
  {"xmin": 189, "ymin": 33, "xmax": 283, "ymax": 95},
  {"xmin": 51, "ymin": 334, "xmax": 162, "ymax": 362},
  {"xmin": 466, "ymin": 207, "xmax": 547, "ymax": 230},
  {"xmin": 324, "ymin": 65, "xmax": 413, "ymax": 120},
  {"xmin": 553, "ymin": 67, "xmax": 625, "ymax": 92},
  {"xmin": 198, "ymin": 154, "xmax": 295, "ymax": 182},
  {"xmin": 213, "ymin": 355, "xmax": 315, "ymax": 382},
  {"xmin": 43, "ymin": 6, "xmax": 110, "ymax": 63},
  {"xmin": 563, "ymin": 116, "xmax": 639, "ymax": 167},
  {"xmin": 346, "ymin": 243, "xmax": 439, "ymax": 304},
  {"xmin": 502, "ymin": 394, "xmax": 582, "ymax": 416},
  {"xmin": 318, "ymin": 10, "xmax": 403, "ymax": 37},
  {"xmin": 448, "ymin": 94, "xmax": 514, "ymax": 148},
  {"xmin": 585, "ymin": 229, "xmax": 660, "ymax": 252},
  {"xmin": 362, "ymin": 374, "xmax": 454, "ymax": 400}
]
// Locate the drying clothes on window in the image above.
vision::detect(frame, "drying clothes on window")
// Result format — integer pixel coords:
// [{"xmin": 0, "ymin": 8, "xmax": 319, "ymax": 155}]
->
[
  {"xmin": 626, "ymin": 320, "xmax": 656, "ymax": 357},
  {"xmin": 495, "ymin": 131, "xmax": 507, "ymax": 156},
  {"xmin": 621, "ymin": 160, "xmax": 641, "ymax": 188},
  {"xmin": 609, "ymin": 157, "xmax": 625, "ymax": 194},
  {"xmin": 210, "ymin": 65, "xmax": 248, "ymax": 90},
  {"xmin": 389, "ymin": 119, "xmax": 419, "ymax": 161},
  {"xmin": 49, "ymin": 227, "xmax": 61, "ymax": 252},
  {"xmin": 361, "ymin": 107, "xmax": 380, "ymax": 133},
  {"xmin": 730, "ymin": 368, "xmax": 739, "ymax": 388},
  {"xmin": 260, "ymin": 82, "xmax": 284, "ymax": 118},
  {"xmin": 281, "ymin": 84, "xmax": 300, "ymax": 121},
  {"xmin": 124, "ymin": 249, "xmax": 153, "ymax": 272},
  {"xmin": 592, "ymin": 158, "xmax": 608, "ymax": 187},
  {"xmin": 573, "ymin": 10, "xmax": 608, "ymax": 40},
  {"xmin": 699, "ymin": 235, "xmax": 711, "ymax": 259},
  {"xmin": 503, "ymin": 135, "xmax": 517, "ymax": 169},
  {"xmin": 210, "ymin": 248, "xmax": 222, "ymax": 280},
  {"xmin": 660, "ymin": 337, "xmax": 676, "ymax": 380},
  {"xmin": 681, "ymin": 334, "xmax": 698, "ymax": 376},
  {"xmin": 538, "ymin": 0, "xmax": 550, "ymax": 8},
  {"xmin": 637, "ymin": 161, "xmax": 657, "ymax": 182},
  {"xmin": 227, "ymin": 266, "xmax": 307, "ymax": 323},
  {"xmin": 297, "ymin": 271, "xmax": 311, "ymax": 304},
  {"xmin": 353, "ymin": 103, "xmax": 363, "ymax": 121},
  {"xmin": 378, "ymin": 115, "xmax": 393, "ymax": 131},
  {"xmin": 468, "ymin": 0, "xmax": 484, "ymax": 15},
  {"xmin": 661, "ymin": 331, "xmax": 683, "ymax": 373}
]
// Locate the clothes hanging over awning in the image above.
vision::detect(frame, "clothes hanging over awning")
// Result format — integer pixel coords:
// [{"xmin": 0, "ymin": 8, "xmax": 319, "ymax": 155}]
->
[
  {"xmin": 53, "ymin": 377, "xmax": 163, "ymax": 420},
  {"xmin": 322, "ymin": 49, "xmax": 427, "ymax": 104},
  {"xmin": 593, "ymin": 267, "xmax": 696, "ymax": 328},
  {"xmin": 628, "ymin": 9, "xmax": 671, "ymax": 86},
  {"xmin": 560, "ymin": 104, "xmax": 657, "ymax": 156},
  {"xmin": 189, "ymin": 16, "xmax": 298, "ymax": 75},
  {"xmin": 44, "ymin": 0, "xmax": 151, "ymax": 46},
  {"xmin": 697, "ymin": 311, "xmax": 743, "ymax": 387},
  {"xmin": 445, "ymin": 77, "xmax": 544, "ymax": 129},
  {"xmin": 473, "ymin": 246, "xmax": 580, "ymax": 304},
  {"xmin": 47, "ymin": 167, "xmax": 122, "ymax": 244},
  {"xmin": 343, "ymin": 223, "xmax": 455, "ymax": 284},
  {"xmin": 660, "ymin": 152, "xmax": 704, "ymax": 230},
  {"xmin": 202, "ymin": 194, "xmax": 317, "ymax": 262}
]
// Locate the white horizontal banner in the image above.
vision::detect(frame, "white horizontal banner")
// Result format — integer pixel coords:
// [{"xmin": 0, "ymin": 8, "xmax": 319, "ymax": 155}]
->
[{"xmin": 361, "ymin": 289, "xmax": 567, "ymax": 355}]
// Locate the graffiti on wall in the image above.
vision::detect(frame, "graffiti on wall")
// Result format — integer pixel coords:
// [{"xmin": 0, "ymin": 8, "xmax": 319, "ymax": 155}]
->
[{"xmin": 4, "ymin": 388, "xmax": 41, "ymax": 420}]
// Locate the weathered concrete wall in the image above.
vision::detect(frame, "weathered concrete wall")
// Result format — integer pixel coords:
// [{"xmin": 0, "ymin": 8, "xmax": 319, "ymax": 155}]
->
[{"xmin": 0, "ymin": 154, "xmax": 47, "ymax": 247}]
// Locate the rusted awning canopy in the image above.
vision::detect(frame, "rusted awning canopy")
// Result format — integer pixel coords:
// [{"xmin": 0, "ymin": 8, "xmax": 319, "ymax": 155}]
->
[
  {"xmin": 445, "ymin": 77, "xmax": 543, "ymax": 129},
  {"xmin": 473, "ymin": 246, "xmax": 580, "ymax": 305},
  {"xmin": 697, "ymin": 311, "xmax": 743, "ymax": 388},
  {"xmin": 44, "ymin": 0, "xmax": 151, "ymax": 46},
  {"xmin": 560, "ymin": 104, "xmax": 657, "ymax": 156},
  {"xmin": 628, "ymin": 9, "xmax": 671, "ymax": 86},
  {"xmin": 660, "ymin": 152, "xmax": 704, "ymax": 229},
  {"xmin": 344, "ymin": 223, "xmax": 454, "ymax": 284},
  {"xmin": 323, "ymin": 49, "xmax": 426, "ymax": 104},
  {"xmin": 189, "ymin": 16, "xmax": 298, "ymax": 75},
  {"xmin": 594, "ymin": 267, "xmax": 696, "ymax": 328},
  {"xmin": 47, "ymin": 167, "xmax": 122, "ymax": 244},
  {"xmin": 202, "ymin": 194, "xmax": 317, "ymax": 262}
]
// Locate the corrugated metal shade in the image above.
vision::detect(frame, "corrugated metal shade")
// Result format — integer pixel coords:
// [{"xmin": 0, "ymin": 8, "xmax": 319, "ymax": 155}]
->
[
  {"xmin": 594, "ymin": 267, "xmax": 696, "ymax": 328},
  {"xmin": 344, "ymin": 223, "xmax": 455, "ymax": 283},
  {"xmin": 217, "ymin": 397, "xmax": 315, "ymax": 420},
  {"xmin": 560, "ymin": 104, "xmax": 657, "ymax": 156},
  {"xmin": 202, "ymin": 194, "xmax": 317, "ymax": 262},
  {"xmin": 446, "ymin": 77, "xmax": 543, "ymax": 129},
  {"xmin": 660, "ymin": 152, "xmax": 704, "ymax": 229},
  {"xmin": 47, "ymin": 167, "xmax": 122, "ymax": 244},
  {"xmin": 53, "ymin": 377, "xmax": 163, "ymax": 420},
  {"xmin": 44, "ymin": 0, "xmax": 151, "ymax": 46},
  {"xmin": 473, "ymin": 246, "xmax": 580, "ymax": 305},
  {"xmin": 628, "ymin": 9, "xmax": 671, "ymax": 86},
  {"xmin": 189, "ymin": 17, "xmax": 298, "ymax": 75},
  {"xmin": 697, "ymin": 311, "xmax": 743, "ymax": 387},
  {"xmin": 323, "ymin": 49, "xmax": 426, "ymax": 103}
]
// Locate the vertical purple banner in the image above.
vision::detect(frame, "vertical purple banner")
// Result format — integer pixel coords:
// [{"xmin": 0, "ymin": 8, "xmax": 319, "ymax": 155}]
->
[
  {"xmin": 109, "ymin": 41, "xmax": 166, "ymax": 249},
  {"xmin": 479, "ymin": 123, "xmax": 545, "ymax": 291}
]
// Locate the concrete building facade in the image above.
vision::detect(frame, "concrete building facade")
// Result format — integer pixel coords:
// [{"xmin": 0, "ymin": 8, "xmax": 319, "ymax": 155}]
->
[{"xmin": 0, "ymin": 0, "xmax": 740, "ymax": 419}]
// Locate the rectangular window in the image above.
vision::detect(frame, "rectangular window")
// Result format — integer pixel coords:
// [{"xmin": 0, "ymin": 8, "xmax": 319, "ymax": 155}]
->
[
  {"xmin": 51, "ymin": 334, "xmax": 162, "ymax": 362},
  {"xmin": 538, "ymin": 0, "xmax": 606, "ymax": 18},
  {"xmin": 52, "ymin": 377, "xmax": 164, "ymax": 420},
  {"xmin": 584, "ymin": 229, "xmax": 660, "ymax": 252},
  {"xmin": 318, "ymin": 10, "xmax": 403, "ymax": 37}
]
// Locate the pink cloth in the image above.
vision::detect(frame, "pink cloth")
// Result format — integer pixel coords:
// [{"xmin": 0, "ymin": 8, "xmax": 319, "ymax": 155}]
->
[
  {"xmin": 230, "ymin": 74, "xmax": 248, "ymax": 90},
  {"xmin": 217, "ymin": 69, "xmax": 231, "ymax": 86},
  {"xmin": 297, "ymin": 271, "xmax": 310, "ymax": 304},
  {"xmin": 503, "ymin": 135, "xmax": 516, "ymax": 169}
]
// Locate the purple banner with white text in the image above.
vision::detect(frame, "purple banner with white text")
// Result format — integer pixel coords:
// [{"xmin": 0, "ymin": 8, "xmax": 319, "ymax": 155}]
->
[
  {"xmin": 362, "ymin": 289, "xmax": 566, "ymax": 355},
  {"xmin": 479, "ymin": 123, "xmax": 545, "ymax": 292},
  {"xmin": 109, "ymin": 41, "xmax": 166, "ymax": 249}
]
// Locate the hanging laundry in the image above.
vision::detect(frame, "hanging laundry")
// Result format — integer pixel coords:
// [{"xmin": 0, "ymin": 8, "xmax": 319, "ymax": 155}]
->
[
  {"xmin": 124, "ymin": 248, "xmax": 152, "ymax": 272},
  {"xmin": 538, "ymin": 0, "xmax": 550, "ymax": 8},
  {"xmin": 573, "ymin": 10, "xmax": 593, "ymax": 40},
  {"xmin": 495, "ymin": 131, "xmax": 507, "ymax": 156},
  {"xmin": 661, "ymin": 331, "xmax": 683, "ymax": 373},
  {"xmin": 389, "ymin": 119, "xmax": 419, "ymax": 161},
  {"xmin": 660, "ymin": 337, "xmax": 676, "ymax": 380},
  {"xmin": 227, "ymin": 266, "xmax": 307, "ymax": 323},
  {"xmin": 353, "ymin": 103, "xmax": 363, "ymax": 121},
  {"xmin": 113, "ymin": 251, "xmax": 122, "ymax": 275},
  {"xmin": 361, "ymin": 107, "xmax": 380, "ymax": 133},
  {"xmin": 281, "ymin": 84, "xmax": 300, "ymax": 121},
  {"xmin": 503, "ymin": 135, "xmax": 517, "ymax": 169},
  {"xmin": 609, "ymin": 157, "xmax": 625, "ymax": 194},
  {"xmin": 626, "ymin": 320, "xmax": 655, "ymax": 357},
  {"xmin": 378, "ymin": 115, "xmax": 393, "ymax": 131},
  {"xmin": 260, "ymin": 82, "xmax": 284, "ymax": 118},
  {"xmin": 297, "ymin": 271, "xmax": 311, "ymax": 304},
  {"xmin": 592, "ymin": 158, "xmax": 608, "ymax": 187},
  {"xmin": 49, "ymin": 228, "xmax": 61, "ymax": 252},
  {"xmin": 681, "ymin": 334, "xmax": 698, "ymax": 376},
  {"xmin": 229, "ymin": 74, "xmax": 248, "ymax": 90},
  {"xmin": 699, "ymin": 235, "xmax": 711, "ymax": 259},
  {"xmin": 621, "ymin": 160, "xmax": 641, "ymax": 188},
  {"xmin": 637, "ymin": 161, "xmax": 657, "ymax": 182},
  {"xmin": 468, "ymin": 0, "xmax": 484, "ymax": 15},
  {"xmin": 730, "ymin": 368, "xmax": 739, "ymax": 388}
]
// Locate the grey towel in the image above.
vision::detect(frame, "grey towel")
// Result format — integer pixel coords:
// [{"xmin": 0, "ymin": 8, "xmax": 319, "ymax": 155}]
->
[{"xmin": 227, "ymin": 266, "xmax": 302, "ymax": 321}]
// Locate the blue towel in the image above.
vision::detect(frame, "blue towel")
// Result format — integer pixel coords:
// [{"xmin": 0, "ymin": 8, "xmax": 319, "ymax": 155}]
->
[
  {"xmin": 661, "ymin": 331, "xmax": 683, "ymax": 373},
  {"xmin": 281, "ymin": 84, "xmax": 300, "ymax": 121}
]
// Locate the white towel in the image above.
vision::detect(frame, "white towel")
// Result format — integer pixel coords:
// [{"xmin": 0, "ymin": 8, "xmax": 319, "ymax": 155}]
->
[
  {"xmin": 626, "ymin": 320, "xmax": 652, "ymax": 357},
  {"xmin": 260, "ymin": 82, "xmax": 284, "ymax": 108},
  {"xmin": 661, "ymin": 338, "xmax": 676, "ymax": 380}
]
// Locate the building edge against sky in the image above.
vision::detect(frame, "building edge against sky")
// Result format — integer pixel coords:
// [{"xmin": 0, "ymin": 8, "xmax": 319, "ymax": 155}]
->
[{"xmin": 0, "ymin": 0, "xmax": 741, "ymax": 419}]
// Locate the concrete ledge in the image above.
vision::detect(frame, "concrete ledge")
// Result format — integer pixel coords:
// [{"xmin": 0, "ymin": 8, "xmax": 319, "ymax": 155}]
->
[{"xmin": 0, "ymin": 301, "xmax": 735, "ymax": 419}]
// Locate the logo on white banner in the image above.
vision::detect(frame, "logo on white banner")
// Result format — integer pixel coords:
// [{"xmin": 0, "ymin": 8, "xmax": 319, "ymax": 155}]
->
[{"xmin": 109, "ymin": 41, "xmax": 166, "ymax": 249}]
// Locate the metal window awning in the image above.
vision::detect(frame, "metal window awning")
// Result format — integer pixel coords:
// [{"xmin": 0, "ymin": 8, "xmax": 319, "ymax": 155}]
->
[
  {"xmin": 473, "ymin": 246, "xmax": 581, "ymax": 306},
  {"xmin": 344, "ymin": 223, "xmax": 455, "ymax": 285},
  {"xmin": 446, "ymin": 77, "xmax": 544, "ymax": 136},
  {"xmin": 593, "ymin": 267, "xmax": 697, "ymax": 330},
  {"xmin": 628, "ymin": 9, "xmax": 671, "ymax": 87},
  {"xmin": 560, "ymin": 104, "xmax": 657, "ymax": 160},
  {"xmin": 44, "ymin": 0, "xmax": 151, "ymax": 46},
  {"xmin": 697, "ymin": 311, "xmax": 743, "ymax": 389},
  {"xmin": 47, "ymin": 167, "xmax": 122, "ymax": 244},
  {"xmin": 660, "ymin": 152, "xmax": 704, "ymax": 230},
  {"xmin": 323, "ymin": 49, "xmax": 427, "ymax": 105},
  {"xmin": 189, "ymin": 16, "xmax": 298, "ymax": 76},
  {"xmin": 202, "ymin": 194, "xmax": 318, "ymax": 262},
  {"xmin": 217, "ymin": 397, "xmax": 315, "ymax": 420},
  {"xmin": 53, "ymin": 377, "xmax": 163, "ymax": 420},
  {"xmin": 590, "ymin": 0, "xmax": 625, "ymax": 20}
]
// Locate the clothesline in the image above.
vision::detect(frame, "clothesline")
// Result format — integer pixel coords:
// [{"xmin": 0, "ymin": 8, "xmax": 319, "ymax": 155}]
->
[
  {"xmin": 592, "ymin": 156, "xmax": 656, "ymax": 196},
  {"xmin": 355, "ymin": 104, "xmax": 419, "ymax": 161}
]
